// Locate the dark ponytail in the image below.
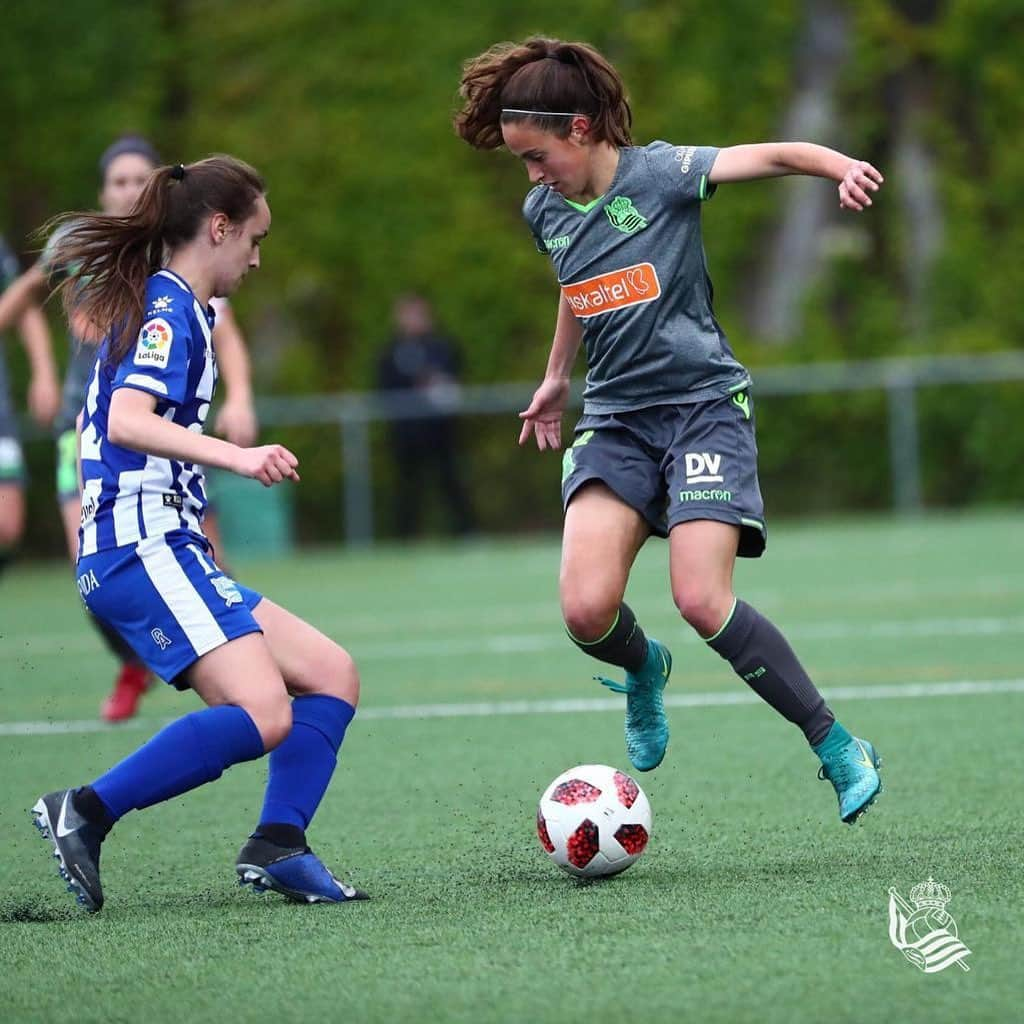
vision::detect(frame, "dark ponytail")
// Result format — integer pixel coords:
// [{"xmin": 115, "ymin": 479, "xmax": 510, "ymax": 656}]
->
[
  {"xmin": 45, "ymin": 154, "xmax": 265, "ymax": 365},
  {"xmin": 455, "ymin": 37, "xmax": 632, "ymax": 150}
]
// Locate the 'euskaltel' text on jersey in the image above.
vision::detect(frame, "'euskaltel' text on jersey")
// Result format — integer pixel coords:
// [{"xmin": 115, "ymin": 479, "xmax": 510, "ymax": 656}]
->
[
  {"xmin": 522, "ymin": 142, "xmax": 751, "ymax": 414},
  {"xmin": 79, "ymin": 269, "xmax": 217, "ymax": 556}
]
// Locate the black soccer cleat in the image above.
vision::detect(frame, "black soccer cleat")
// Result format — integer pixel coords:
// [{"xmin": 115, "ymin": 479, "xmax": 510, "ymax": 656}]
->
[
  {"xmin": 31, "ymin": 790, "xmax": 106, "ymax": 912},
  {"xmin": 236, "ymin": 835, "xmax": 369, "ymax": 904}
]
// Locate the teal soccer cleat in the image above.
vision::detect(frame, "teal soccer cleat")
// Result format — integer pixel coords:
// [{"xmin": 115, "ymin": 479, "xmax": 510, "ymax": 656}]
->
[
  {"xmin": 597, "ymin": 638, "xmax": 672, "ymax": 772},
  {"xmin": 814, "ymin": 724, "xmax": 882, "ymax": 824}
]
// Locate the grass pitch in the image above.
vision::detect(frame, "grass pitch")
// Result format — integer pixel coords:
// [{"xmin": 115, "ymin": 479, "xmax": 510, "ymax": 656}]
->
[{"xmin": 1, "ymin": 511, "xmax": 1021, "ymax": 1023}]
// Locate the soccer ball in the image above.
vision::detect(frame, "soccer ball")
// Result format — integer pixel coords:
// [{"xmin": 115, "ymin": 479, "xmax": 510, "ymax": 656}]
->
[{"xmin": 536, "ymin": 763, "xmax": 652, "ymax": 878}]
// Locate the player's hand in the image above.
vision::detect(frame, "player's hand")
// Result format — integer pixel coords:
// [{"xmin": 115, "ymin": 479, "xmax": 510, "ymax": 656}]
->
[
  {"xmin": 838, "ymin": 160, "xmax": 884, "ymax": 212},
  {"xmin": 518, "ymin": 376, "xmax": 570, "ymax": 450},
  {"xmin": 28, "ymin": 371, "xmax": 60, "ymax": 426},
  {"xmin": 215, "ymin": 398, "xmax": 259, "ymax": 447},
  {"xmin": 233, "ymin": 444, "xmax": 300, "ymax": 487}
]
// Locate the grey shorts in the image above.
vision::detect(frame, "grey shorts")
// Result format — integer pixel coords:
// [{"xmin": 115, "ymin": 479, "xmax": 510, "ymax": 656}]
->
[{"xmin": 560, "ymin": 392, "xmax": 767, "ymax": 557}]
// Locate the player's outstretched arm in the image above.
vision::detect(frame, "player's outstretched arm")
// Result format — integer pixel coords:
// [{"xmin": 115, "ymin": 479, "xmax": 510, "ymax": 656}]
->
[
  {"xmin": 107, "ymin": 387, "xmax": 298, "ymax": 487},
  {"xmin": 709, "ymin": 143, "xmax": 884, "ymax": 211},
  {"xmin": 519, "ymin": 293, "xmax": 582, "ymax": 451},
  {"xmin": 19, "ymin": 303, "xmax": 60, "ymax": 425},
  {"xmin": 0, "ymin": 263, "xmax": 48, "ymax": 333}
]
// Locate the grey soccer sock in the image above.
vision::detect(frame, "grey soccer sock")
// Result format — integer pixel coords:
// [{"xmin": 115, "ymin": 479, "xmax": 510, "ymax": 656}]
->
[
  {"xmin": 705, "ymin": 599, "xmax": 834, "ymax": 746},
  {"xmin": 568, "ymin": 602, "xmax": 649, "ymax": 673}
]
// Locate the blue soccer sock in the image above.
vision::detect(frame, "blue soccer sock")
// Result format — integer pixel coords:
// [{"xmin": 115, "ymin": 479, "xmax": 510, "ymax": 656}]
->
[
  {"xmin": 91, "ymin": 705, "xmax": 265, "ymax": 821},
  {"xmin": 257, "ymin": 694, "xmax": 355, "ymax": 832}
]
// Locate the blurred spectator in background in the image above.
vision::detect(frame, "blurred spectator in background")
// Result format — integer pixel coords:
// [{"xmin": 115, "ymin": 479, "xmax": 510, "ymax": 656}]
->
[
  {"xmin": 0, "ymin": 232, "xmax": 59, "ymax": 577},
  {"xmin": 376, "ymin": 293, "xmax": 475, "ymax": 538}
]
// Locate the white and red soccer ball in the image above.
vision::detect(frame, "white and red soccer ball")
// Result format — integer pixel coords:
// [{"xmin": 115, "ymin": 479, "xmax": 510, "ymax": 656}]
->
[{"xmin": 537, "ymin": 764, "xmax": 652, "ymax": 878}]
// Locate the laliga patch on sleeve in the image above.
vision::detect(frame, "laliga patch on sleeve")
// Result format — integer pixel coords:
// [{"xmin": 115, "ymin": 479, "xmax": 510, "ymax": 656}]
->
[{"xmin": 134, "ymin": 317, "xmax": 174, "ymax": 368}]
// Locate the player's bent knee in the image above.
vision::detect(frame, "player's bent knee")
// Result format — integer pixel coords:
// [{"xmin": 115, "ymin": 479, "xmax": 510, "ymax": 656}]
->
[
  {"xmin": 246, "ymin": 699, "xmax": 293, "ymax": 751},
  {"xmin": 673, "ymin": 586, "xmax": 729, "ymax": 638},
  {"xmin": 562, "ymin": 596, "xmax": 620, "ymax": 644},
  {"xmin": 323, "ymin": 645, "xmax": 360, "ymax": 707},
  {"xmin": 0, "ymin": 509, "xmax": 24, "ymax": 546}
]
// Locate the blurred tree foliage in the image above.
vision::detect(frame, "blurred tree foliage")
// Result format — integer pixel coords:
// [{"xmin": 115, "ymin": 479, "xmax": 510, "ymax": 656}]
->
[{"xmin": 1, "ymin": 0, "xmax": 1021, "ymax": 550}]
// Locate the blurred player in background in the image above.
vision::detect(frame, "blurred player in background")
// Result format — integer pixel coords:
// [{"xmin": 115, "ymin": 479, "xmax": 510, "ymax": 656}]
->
[
  {"xmin": 31, "ymin": 155, "xmax": 367, "ymax": 911},
  {"xmin": 376, "ymin": 292, "xmax": 475, "ymax": 538},
  {"xmin": 0, "ymin": 135, "xmax": 259, "ymax": 720},
  {"xmin": 456, "ymin": 37, "xmax": 884, "ymax": 824},
  {"xmin": 0, "ymin": 233, "xmax": 59, "ymax": 575}
]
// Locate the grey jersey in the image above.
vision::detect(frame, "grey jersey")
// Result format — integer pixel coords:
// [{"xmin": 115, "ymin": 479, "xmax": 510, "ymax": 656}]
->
[
  {"xmin": 0, "ymin": 235, "xmax": 21, "ymax": 434},
  {"xmin": 39, "ymin": 222, "xmax": 99, "ymax": 434},
  {"xmin": 522, "ymin": 141, "xmax": 751, "ymax": 414},
  {"xmin": 55, "ymin": 339, "xmax": 97, "ymax": 434}
]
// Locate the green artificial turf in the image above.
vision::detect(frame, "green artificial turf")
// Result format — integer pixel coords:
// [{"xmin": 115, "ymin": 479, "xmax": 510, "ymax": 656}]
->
[{"xmin": 1, "ymin": 512, "xmax": 1020, "ymax": 1022}]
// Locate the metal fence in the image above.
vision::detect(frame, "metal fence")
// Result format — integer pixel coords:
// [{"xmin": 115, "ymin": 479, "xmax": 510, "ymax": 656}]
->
[{"xmin": 249, "ymin": 350, "xmax": 1024, "ymax": 546}]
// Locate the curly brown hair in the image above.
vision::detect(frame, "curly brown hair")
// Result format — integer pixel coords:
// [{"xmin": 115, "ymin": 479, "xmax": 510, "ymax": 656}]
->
[{"xmin": 454, "ymin": 37, "xmax": 632, "ymax": 150}]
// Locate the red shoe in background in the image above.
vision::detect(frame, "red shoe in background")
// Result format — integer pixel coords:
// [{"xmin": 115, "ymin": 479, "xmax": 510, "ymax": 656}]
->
[{"xmin": 100, "ymin": 663, "xmax": 151, "ymax": 722}]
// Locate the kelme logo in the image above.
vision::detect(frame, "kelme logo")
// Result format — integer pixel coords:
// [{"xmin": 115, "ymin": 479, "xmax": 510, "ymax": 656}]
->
[{"xmin": 605, "ymin": 195, "xmax": 648, "ymax": 234}]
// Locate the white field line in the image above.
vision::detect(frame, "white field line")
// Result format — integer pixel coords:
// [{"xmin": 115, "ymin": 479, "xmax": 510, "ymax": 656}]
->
[
  {"xmin": 1, "ymin": 677, "xmax": 1022, "ymax": 737},
  {"xmin": 3, "ymin": 614, "xmax": 1024, "ymax": 663}
]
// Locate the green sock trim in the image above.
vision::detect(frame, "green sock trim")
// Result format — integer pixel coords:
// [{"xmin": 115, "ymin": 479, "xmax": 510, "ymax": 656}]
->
[
  {"xmin": 566, "ymin": 610, "xmax": 621, "ymax": 647},
  {"xmin": 702, "ymin": 598, "xmax": 738, "ymax": 643}
]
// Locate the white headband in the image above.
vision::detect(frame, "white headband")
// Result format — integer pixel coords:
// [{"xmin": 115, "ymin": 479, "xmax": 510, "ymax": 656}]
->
[{"xmin": 500, "ymin": 109, "xmax": 584, "ymax": 117}]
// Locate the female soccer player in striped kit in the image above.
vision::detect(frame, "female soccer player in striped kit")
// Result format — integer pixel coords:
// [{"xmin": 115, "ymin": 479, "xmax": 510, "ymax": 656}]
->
[
  {"xmin": 455, "ymin": 37, "xmax": 883, "ymax": 824},
  {"xmin": 0, "ymin": 135, "xmax": 260, "ymax": 723},
  {"xmin": 32, "ymin": 155, "xmax": 367, "ymax": 910}
]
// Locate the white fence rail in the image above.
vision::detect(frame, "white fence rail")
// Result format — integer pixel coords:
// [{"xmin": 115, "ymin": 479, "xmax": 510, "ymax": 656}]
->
[
  {"xmin": 245, "ymin": 351, "xmax": 1024, "ymax": 545},
  {"xmin": 19, "ymin": 351, "xmax": 1022, "ymax": 545}
]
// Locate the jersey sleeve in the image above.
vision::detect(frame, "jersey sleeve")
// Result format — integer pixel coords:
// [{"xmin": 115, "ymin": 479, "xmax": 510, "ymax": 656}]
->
[
  {"xmin": 112, "ymin": 302, "xmax": 193, "ymax": 406},
  {"xmin": 522, "ymin": 187, "xmax": 549, "ymax": 254},
  {"xmin": 644, "ymin": 141, "xmax": 720, "ymax": 207}
]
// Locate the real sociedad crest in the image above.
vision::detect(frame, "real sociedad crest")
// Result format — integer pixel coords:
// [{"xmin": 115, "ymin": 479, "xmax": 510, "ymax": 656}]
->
[{"xmin": 888, "ymin": 878, "xmax": 971, "ymax": 972}]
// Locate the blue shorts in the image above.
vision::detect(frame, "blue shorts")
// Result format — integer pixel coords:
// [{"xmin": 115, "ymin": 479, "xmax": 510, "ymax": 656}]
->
[
  {"xmin": 561, "ymin": 392, "xmax": 767, "ymax": 557},
  {"xmin": 76, "ymin": 531, "xmax": 263, "ymax": 687}
]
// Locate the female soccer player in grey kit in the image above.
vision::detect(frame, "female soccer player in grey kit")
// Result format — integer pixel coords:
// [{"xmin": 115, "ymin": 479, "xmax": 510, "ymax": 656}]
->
[{"xmin": 455, "ymin": 37, "xmax": 883, "ymax": 824}]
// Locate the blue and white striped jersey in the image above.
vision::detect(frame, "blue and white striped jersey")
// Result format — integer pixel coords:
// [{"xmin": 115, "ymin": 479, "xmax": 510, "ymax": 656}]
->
[{"xmin": 79, "ymin": 269, "xmax": 218, "ymax": 556}]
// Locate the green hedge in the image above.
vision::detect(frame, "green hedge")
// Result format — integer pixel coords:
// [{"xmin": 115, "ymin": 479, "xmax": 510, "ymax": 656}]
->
[{"xmin": 2, "ymin": 1, "xmax": 1021, "ymax": 552}]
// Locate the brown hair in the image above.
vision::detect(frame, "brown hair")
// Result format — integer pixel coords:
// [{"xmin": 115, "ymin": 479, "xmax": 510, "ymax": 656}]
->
[
  {"xmin": 455, "ymin": 37, "xmax": 632, "ymax": 150},
  {"xmin": 46, "ymin": 154, "xmax": 265, "ymax": 365}
]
